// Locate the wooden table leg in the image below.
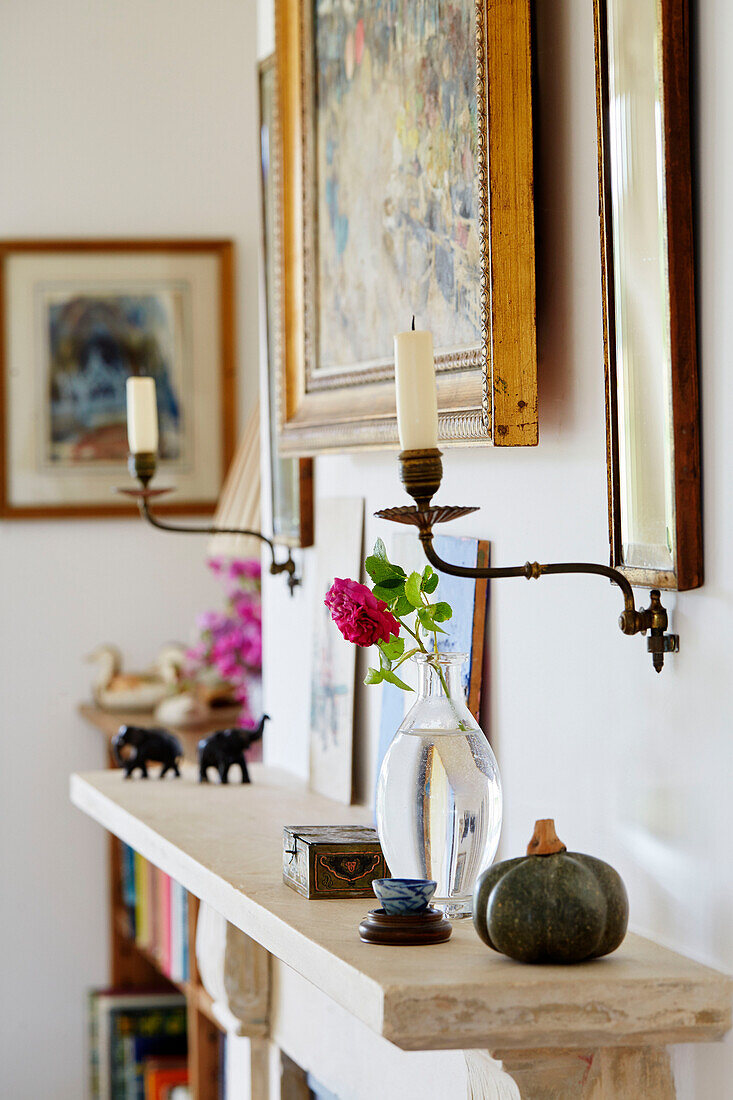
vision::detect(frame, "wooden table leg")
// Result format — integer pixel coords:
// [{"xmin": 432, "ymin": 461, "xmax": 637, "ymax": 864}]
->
[
  {"xmin": 187, "ymin": 1003, "xmax": 221, "ymax": 1100},
  {"xmin": 482, "ymin": 1046, "xmax": 676, "ymax": 1099}
]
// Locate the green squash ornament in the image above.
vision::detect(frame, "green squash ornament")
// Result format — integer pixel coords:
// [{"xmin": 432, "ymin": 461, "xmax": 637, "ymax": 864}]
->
[{"xmin": 473, "ymin": 819, "xmax": 629, "ymax": 964}]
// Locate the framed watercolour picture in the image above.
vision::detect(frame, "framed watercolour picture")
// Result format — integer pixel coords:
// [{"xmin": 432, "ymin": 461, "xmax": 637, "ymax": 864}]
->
[
  {"xmin": 259, "ymin": 56, "xmax": 314, "ymax": 547},
  {"xmin": 276, "ymin": 0, "xmax": 537, "ymax": 453},
  {"xmin": 0, "ymin": 239, "xmax": 236, "ymax": 518}
]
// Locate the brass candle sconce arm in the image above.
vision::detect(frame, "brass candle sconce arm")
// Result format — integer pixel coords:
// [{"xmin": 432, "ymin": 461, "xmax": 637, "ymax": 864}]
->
[
  {"xmin": 375, "ymin": 449, "xmax": 679, "ymax": 672},
  {"xmin": 119, "ymin": 452, "xmax": 300, "ymax": 594}
]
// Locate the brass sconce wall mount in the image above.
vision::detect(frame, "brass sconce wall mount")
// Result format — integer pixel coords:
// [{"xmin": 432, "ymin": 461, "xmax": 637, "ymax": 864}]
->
[
  {"xmin": 376, "ymin": 449, "xmax": 679, "ymax": 672},
  {"xmin": 120, "ymin": 452, "xmax": 300, "ymax": 593}
]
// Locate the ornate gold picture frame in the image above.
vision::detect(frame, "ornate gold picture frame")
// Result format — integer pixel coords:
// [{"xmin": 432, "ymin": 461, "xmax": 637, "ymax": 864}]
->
[
  {"xmin": 276, "ymin": 0, "xmax": 537, "ymax": 454},
  {"xmin": 259, "ymin": 55, "xmax": 314, "ymax": 548}
]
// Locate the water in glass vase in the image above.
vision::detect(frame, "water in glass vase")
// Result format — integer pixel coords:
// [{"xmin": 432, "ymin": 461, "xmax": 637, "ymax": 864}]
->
[{"xmin": 376, "ymin": 654, "xmax": 502, "ymax": 918}]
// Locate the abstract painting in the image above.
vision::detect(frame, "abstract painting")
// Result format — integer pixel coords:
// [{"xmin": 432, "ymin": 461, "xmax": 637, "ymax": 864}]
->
[
  {"xmin": 276, "ymin": 0, "xmax": 537, "ymax": 451},
  {"xmin": 309, "ymin": 496, "xmax": 364, "ymax": 803},
  {"xmin": 0, "ymin": 240, "xmax": 235, "ymax": 517},
  {"xmin": 314, "ymin": 0, "xmax": 480, "ymax": 375},
  {"xmin": 46, "ymin": 291, "xmax": 183, "ymax": 465}
]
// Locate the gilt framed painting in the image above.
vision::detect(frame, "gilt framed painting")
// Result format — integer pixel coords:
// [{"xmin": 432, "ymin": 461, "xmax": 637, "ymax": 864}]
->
[
  {"xmin": 276, "ymin": 0, "xmax": 537, "ymax": 453},
  {"xmin": 259, "ymin": 56, "xmax": 314, "ymax": 547},
  {"xmin": 0, "ymin": 239, "xmax": 236, "ymax": 518}
]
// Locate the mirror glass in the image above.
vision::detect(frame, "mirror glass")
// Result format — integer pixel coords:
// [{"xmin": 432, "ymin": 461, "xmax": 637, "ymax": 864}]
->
[{"xmin": 606, "ymin": 0, "xmax": 675, "ymax": 573}]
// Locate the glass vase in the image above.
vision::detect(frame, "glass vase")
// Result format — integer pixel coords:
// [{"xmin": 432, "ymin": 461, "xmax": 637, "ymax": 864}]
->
[{"xmin": 375, "ymin": 653, "xmax": 502, "ymax": 918}]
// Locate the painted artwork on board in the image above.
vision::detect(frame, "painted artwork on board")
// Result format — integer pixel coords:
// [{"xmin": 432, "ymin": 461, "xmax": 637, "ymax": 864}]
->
[
  {"xmin": 314, "ymin": 0, "xmax": 480, "ymax": 373},
  {"xmin": 45, "ymin": 290, "xmax": 184, "ymax": 465},
  {"xmin": 309, "ymin": 497, "xmax": 365, "ymax": 804}
]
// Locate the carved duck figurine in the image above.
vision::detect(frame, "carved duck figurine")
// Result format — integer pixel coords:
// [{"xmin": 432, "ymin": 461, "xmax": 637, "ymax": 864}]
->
[{"xmin": 87, "ymin": 643, "xmax": 186, "ymax": 713}]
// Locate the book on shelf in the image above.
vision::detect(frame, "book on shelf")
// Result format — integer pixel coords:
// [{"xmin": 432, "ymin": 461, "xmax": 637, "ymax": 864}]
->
[
  {"xmin": 121, "ymin": 843, "xmax": 136, "ymax": 937},
  {"xmin": 143, "ymin": 1056, "xmax": 188, "ymax": 1100},
  {"xmin": 118, "ymin": 842, "xmax": 189, "ymax": 983},
  {"xmin": 134, "ymin": 851, "xmax": 150, "ymax": 950},
  {"xmin": 89, "ymin": 989, "xmax": 187, "ymax": 1100},
  {"xmin": 169, "ymin": 881, "xmax": 188, "ymax": 984}
]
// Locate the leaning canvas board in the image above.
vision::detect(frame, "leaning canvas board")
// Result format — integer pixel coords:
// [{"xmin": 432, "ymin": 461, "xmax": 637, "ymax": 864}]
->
[
  {"xmin": 309, "ymin": 497, "xmax": 364, "ymax": 803},
  {"xmin": 375, "ymin": 533, "xmax": 490, "ymax": 804}
]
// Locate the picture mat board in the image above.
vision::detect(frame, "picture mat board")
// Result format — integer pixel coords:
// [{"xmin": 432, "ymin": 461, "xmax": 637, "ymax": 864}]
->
[
  {"xmin": 1, "ymin": 244, "xmax": 233, "ymax": 515},
  {"xmin": 309, "ymin": 496, "xmax": 364, "ymax": 803},
  {"xmin": 375, "ymin": 532, "xmax": 489, "ymax": 805}
]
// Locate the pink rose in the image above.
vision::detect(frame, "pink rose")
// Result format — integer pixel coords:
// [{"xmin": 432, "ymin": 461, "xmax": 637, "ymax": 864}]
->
[{"xmin": 325, "ymin": 578, "xmax": 400, "ymax": 647}]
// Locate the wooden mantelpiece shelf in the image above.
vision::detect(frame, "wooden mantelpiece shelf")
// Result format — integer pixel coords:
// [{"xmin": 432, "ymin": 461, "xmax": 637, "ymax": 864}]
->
[{"xmin": 71, "ymin": 764, "xmax": 732, "ymax": 1099}]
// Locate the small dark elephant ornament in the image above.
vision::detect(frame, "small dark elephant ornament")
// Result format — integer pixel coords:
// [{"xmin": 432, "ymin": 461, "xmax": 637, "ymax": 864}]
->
[
  {"xmin": 197, "ymin": 715, "xmax": 270, "ymax": 784},
  {"xmin": 112, "ymin": 724, "xmax": 183, "ymax": 779}
]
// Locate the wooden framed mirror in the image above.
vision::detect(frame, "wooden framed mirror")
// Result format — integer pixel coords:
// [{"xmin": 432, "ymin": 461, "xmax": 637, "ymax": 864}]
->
[{"xmin": 594, "ymin": 0, "xmax": 702, "ymax": 590}]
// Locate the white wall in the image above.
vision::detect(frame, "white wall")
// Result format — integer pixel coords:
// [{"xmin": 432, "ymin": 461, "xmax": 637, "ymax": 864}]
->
[
  {"xmin": 0, "ymin": 3, "xmax": 259, "ymax": 1097},
  {"xmin": 260, "ymin": 2, "xmax": 733, "ymax": 1096}
]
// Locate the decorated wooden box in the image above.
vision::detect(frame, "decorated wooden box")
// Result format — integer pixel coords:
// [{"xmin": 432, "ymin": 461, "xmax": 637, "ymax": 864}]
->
[{"xmin": 282, "ymin": 825, "xmax": 389, "ymax": 899}]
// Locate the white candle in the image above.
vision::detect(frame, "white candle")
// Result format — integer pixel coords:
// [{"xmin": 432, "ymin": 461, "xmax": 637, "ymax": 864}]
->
[
  {"xmin": 126, "ymin": 377, "xmax": 159, "ymax": 454},
  {"xmin": 394, "ymin": 326, "xmax": 438, "ymax": 450}
]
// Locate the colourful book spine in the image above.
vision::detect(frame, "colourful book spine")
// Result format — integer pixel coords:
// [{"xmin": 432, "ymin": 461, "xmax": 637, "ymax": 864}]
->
[
  {"xmin": 160, "ymin": 871, "xmax": 172, "ymax": 978},
  {"xmin": 169, "ymin": 883, "xmax": 180, "ymax": 984},
  {"xmin": 134, "ymin": 852, "xmax": 149, "ymax": 949},
  {"xmin": 149, "ymin": 860, "xmax": 159, "ymax": 960},
  {"xmin": 181, "ymin": 889, "xmax": 189, "ymax": 982},
  {"xmin": 121, "ymin": 844, "xmax": 136, "ymax": 937}
]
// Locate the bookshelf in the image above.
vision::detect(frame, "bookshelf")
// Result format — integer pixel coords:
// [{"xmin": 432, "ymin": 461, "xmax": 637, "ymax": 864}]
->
[{"xmin": 83, "ymin": 703, "xmax": 236, "ymax": 1100}]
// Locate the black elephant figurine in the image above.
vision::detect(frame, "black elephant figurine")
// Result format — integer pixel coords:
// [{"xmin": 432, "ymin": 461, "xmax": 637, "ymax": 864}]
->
[
  {"xmin": 197, "ymin": 715, "xmax": 270, "ymax": 784},
  {"xmin": 112, "ymin": 724, "xmax": 183, "ymax": 779}
]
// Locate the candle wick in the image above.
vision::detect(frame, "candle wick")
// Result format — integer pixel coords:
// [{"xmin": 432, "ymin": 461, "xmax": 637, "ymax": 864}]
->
[{"xmin": 411, "ymin": 316, "xmax": 415, "ymax": 331}]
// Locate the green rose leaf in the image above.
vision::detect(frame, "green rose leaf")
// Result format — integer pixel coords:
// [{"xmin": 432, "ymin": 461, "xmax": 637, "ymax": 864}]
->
[
  {"xmin": 365, "ymin": 539, "xmax": 406, "ymax": 585},
  {"xmin": 418, "ymin": 608, "xmax": 447, "ymax": 634},
  {"xmin": 404, "ymin": 571, "xmax": 424, "ymax": 608},
  {"xmin": 372, "ymin": 537, "xmax": 388, "ymax": 562},
  {"xmin": 393, "ymin": 594, "xmax": 414, "ymax": 618},
  {"xmin": 432, "ymin": 602, "xmax": 452, "ymax": 622},
  {"xmin": 381, "ymin": 669, "xmax": 413, "ymax": 692},
  {"xmin": 373, "ymin": 575, "xmax": 404, "ymax": 591},
  {"xmin": 422, "ymin": 572, "xmax": 439, "ymax": 595},
  {"xmin": 379, "ymin": 637, "xmax": 405, "ymax": 661},
  {"xmin": 364, "ymin": 667, "xmax": 384, "ymax": 686}
]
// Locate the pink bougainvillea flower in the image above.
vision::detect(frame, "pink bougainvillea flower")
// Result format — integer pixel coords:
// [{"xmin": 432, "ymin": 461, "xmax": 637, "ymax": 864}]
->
[
  {"xmin": 228, "ymin": 558, "xmax": 262, "ymax": 581},
  {"xmin": 190, "ymin": 555, "xmax": 263, "ymax": 725},
  {"xmin": 197, "ymin": 610, "xmax": 227, "ymax": 633},
  {"xmin": 324, "ymin": 578, "xmax": 400, "ymax": 647}
]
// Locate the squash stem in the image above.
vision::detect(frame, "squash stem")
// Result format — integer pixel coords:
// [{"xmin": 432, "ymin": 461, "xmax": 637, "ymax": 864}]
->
[{"xmin": 527, "ymin": 819, "xmax": 567, "ymax": 856}]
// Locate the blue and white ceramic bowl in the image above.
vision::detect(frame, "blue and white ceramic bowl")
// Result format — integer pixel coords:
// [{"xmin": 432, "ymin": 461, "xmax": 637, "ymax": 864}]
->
[{"xmin": 373, "ymin": 878, "xmax": 436, "ymax": 915}]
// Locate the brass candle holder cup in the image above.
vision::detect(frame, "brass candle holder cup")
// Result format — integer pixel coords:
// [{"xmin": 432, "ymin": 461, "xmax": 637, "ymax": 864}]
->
[
  {"xmin": 119, "ymin": 452, "xmax": 300, "ymax": 593},
  {"xmin": 376, "ymin": 448, "xmax": 679, "ymax": 671}
]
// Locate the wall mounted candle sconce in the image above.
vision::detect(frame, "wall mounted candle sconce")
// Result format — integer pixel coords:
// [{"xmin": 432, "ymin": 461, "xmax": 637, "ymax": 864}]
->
[
  {"xmin": 376, "ymin": 449, "xmax": 679, "ymax": 672},
  {"xmin": 121, "ymin": 378, "xmax": 300, "ymax": 593}
]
